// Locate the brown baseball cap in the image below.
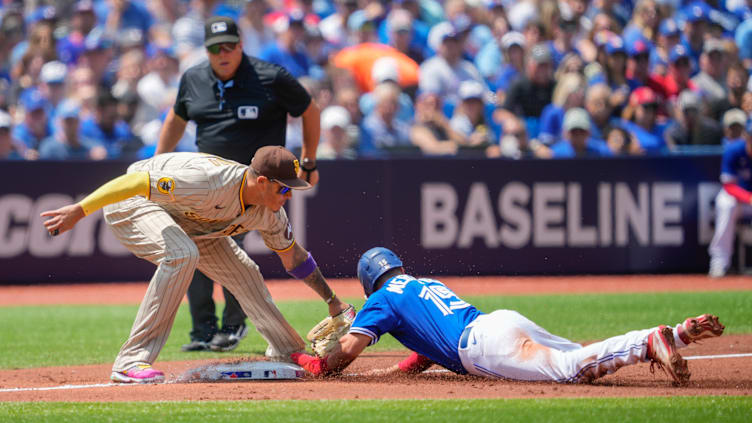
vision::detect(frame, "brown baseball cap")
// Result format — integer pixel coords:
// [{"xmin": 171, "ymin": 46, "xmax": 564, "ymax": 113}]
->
[{"xmin": 251, "ymin": 146, "xmax": 312, "ymax": 190}]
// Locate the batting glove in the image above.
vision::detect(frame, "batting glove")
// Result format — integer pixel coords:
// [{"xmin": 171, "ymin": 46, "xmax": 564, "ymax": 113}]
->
[{"xmin": 291, "ymin": 352, "xmax": 329, "ymax": 376}]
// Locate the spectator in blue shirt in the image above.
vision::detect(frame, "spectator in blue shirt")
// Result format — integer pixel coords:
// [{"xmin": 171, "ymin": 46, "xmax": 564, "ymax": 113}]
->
[
  {"xmin": 619, "ymin": 87, "xmax": 667, "ymax": 154},
  {"xmin": 259, "ymin": 13, "xmax": 311, "ymax": 78},
  {"xmin": 681, "ymin": 1, "xmax": 712, "ymax": 72},
  {"xmin": 538, "ymin": 73, "xmax": 587, "ymax": 145},
  {"xmin": 38, "ymin": 61, "xmax": 67, "ymax": 118},
  {"xmin": 720, "ymin": 108, "xmax": 747, "ymax": 146},
  {"xmin": 80, "ymin": 27, "xmax": 116, "ymax": 87},
  {"xmin": 622, "ymin": 0, "xmax": 659, "ymax": 47},
  {"xmin": 590, "ymin": 36, "xmax": 631, "ymax": 113},
  {"xmin": 96, "ymin": 0, "xmax": 154, "ymax": 36},
  {"xmin": 735, "ymin": 14, "xmax": 752, "ymax": 68},
  {"xmin": 0, "ymin": 110, "xmax": 24, "ymax": 160},
  {"xmin": 12, "ymin": 89, "xmax": 52, "ymax": 154},
  {"xmin": 57, "ymin": 1, "xmax": 98, "ymax": 65},
  {"xmin": 360, "ymin": 83, "xmax": 413, "ymax": 155},
  {"xmin": 551, "ymin": 108, "xmax": 613, "ymax": 158},
  {"xmin": 80, "ymin": 90, "xmax": 140, "ymax": 158},
  {"xmin": 39, "ymin": 99, "xmax": 106, "ymax": 160},
  {"xmin": 384, "ymin": 8, "xmax": 425, "ymax": 65},
  {"xmin": 493, "ymin": 31, "xmax": 526, "ymax": 94},
  {"xmin": 359, "ymin": 57, "xmax": 415, "ymax": 123},
  {"xmin": 650, "ymin": 19, "xmax": 681, "ymax": 76},
  {"xmin": 547, "ymin": 17, "xmax": 581, "ymax": 70}
]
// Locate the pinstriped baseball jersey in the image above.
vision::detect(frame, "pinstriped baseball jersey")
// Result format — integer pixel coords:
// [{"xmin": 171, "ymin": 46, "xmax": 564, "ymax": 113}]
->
[
  {"xmin": 104, "ymin": 151, "xmax": 306, "ymax": 373},
  {"xmin": 125, "ymin": 152, "xmax": 294, "ymax": 251}
]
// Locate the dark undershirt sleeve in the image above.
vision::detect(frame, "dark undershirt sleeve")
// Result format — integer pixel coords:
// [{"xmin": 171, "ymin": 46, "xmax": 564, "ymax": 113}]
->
[
  {"xmin": 272, "ymin": 66, "xmax": 312, "ymax": 117},
  {"xmin": 173, "ymin": 72, "xmax": 190, "ymax": 121}
]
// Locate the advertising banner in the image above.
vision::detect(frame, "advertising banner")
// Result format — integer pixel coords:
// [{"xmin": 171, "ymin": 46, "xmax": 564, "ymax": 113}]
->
[{"xmin": 0, "ymin": 156, "xmax": 721, "ymax": 283}]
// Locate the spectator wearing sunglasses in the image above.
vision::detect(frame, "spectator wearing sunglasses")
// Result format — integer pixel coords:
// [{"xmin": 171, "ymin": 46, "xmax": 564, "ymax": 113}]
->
[{"xmin": 155, "ymin": 16, "xmax": 326, "ymax": 354}]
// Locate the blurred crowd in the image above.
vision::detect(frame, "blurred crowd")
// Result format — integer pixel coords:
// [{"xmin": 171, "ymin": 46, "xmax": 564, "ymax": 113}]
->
[{"xmin": 1, "ymin": 0, "xmax": 752, "ymax": 161}]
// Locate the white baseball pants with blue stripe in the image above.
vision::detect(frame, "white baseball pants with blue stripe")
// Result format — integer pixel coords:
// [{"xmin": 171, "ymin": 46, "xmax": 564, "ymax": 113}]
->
[{"xmin": 458, "ymin": 310, "xmax": 659, "ymax": 383}]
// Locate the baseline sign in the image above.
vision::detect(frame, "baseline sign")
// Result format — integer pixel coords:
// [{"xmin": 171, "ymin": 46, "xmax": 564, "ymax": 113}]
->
[{"xmin": 0, "ymin": 157, "xmax": 721, "ymax": 283}]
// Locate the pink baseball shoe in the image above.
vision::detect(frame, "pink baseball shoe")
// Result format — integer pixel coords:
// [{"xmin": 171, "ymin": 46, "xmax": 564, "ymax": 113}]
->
[{"xmin": 111, "ymin": 364, "xmax": 165, "ymax": 384}]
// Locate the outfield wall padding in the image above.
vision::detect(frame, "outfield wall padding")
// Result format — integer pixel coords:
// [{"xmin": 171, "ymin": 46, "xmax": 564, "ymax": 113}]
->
[{"xmin": 0, "ymin": 156, "xmax": 723, "ymax": 283}]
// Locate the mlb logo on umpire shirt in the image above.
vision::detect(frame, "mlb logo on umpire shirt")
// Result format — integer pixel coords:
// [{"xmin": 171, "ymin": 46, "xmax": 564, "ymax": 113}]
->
[
  {"xmin": 238, "ymin": 106, "xmax": 259, "ymax": 119},
  {"xmin": 211, "ymin": 22, "xmax": 228, "ymax": 33}
]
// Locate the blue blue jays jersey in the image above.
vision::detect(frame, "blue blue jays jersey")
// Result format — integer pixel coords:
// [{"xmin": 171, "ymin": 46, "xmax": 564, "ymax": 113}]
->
[
  {"xmin": 349, "ymin": 275, "xmax": 483, "ymax": 374},
  {"xmin": 720, "ymin": 141, "xmax": 752, "ymax": 191}
]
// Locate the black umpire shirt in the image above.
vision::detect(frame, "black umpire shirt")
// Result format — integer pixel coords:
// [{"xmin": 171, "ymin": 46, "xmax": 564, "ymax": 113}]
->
[{"xmin": 174, "ymin": 55, "xmax": 311, "ymax": 164}]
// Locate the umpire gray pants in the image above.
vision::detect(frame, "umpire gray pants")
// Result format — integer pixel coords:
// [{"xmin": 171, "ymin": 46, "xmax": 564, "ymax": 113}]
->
[{"xmin": 103, "ymin": 197, "xmax": 305, "ymax": 372}]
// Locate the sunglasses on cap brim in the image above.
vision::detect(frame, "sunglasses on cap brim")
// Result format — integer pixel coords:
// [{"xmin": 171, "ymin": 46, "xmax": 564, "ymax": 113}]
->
[{"xmin": 207, "ymin": 43, "xmax": 237, "ymax": 54}]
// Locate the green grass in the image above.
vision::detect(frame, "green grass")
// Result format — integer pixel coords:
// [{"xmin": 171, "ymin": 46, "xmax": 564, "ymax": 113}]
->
[
  {"xmin": 1, "ymin": 397, "xmax": 750, "ymax": 423},
  {"xmin": 0, "ymin": 290, "xmax": 749, "ymax": 369}
]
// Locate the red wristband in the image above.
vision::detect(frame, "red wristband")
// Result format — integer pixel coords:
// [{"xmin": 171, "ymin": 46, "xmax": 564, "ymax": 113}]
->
[
  {"xmin": 291, "ymin": 352, "xmax": 329, "ymax": 376},
  {"xmin": 397, "ymin": 352, "xmax": 430, "ymax": 373}
]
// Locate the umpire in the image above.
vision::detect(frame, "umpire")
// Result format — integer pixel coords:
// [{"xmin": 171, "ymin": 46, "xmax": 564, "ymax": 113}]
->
[{"xmin": 156, "ymin": 16, "xmax": 321, "ymax": 352}]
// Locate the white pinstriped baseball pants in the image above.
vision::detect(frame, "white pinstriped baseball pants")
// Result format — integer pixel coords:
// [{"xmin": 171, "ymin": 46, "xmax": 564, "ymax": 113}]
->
[{"xmin": 104, "ymin": 198, "xmax": 305, "ymax": 372}]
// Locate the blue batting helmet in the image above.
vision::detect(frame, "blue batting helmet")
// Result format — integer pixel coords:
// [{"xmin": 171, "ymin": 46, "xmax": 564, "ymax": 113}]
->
[{"xmin": 357, "ymin": 247, "xmax": 403, "ymax": 297}]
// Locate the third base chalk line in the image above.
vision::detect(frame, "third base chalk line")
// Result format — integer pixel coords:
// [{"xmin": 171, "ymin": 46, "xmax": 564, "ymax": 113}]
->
[{"xmin": 1, "ymin": 352, "xmax": 751, "ymax": 393}]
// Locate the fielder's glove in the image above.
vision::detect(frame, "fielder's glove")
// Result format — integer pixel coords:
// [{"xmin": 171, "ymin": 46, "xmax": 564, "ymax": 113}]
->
[{"xmin": 306, "ymin": 304, "xmax": 356, "ymax": 357}]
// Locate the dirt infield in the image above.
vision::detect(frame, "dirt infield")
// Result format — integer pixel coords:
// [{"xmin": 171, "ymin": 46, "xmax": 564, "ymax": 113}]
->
[
  {"xmin": 0, "ymin": 275, "xmax": 751, "ymax": 402},
  {"xmin": 2, "ymin": 274, "xmax": 751, "ymax": 305}
]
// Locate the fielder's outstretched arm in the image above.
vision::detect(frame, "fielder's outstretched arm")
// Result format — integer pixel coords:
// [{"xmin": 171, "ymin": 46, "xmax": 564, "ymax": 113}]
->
[
  {"xmin": 276, "ymin": 241, "xmax": 350, "ymax": 316},
  {"xmin": 40, "ymin": 172, "xmax": 150, "ymax": 236}
]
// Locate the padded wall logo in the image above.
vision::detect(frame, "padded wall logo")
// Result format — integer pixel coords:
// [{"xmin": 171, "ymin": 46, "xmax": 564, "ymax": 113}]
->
[
  {"xmin": 157, "ymin": 177, "xmax": 175, "ymax": 195},
  {"xmin": 237, "ymin": 106, "xmax": 258, "ymax": 119},
  {"xmin": 0, "ymin": 193, "xmax": 129, "ymax": 259},
  {"xmin": 211, "ymin": 22, "xmax": 228, "ymax": 33}
]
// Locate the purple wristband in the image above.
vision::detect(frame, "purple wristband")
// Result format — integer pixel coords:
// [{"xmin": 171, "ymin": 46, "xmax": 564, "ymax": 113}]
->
[{"xmin": 288, "ymin": 252, "xmax": 317, "ymax": 279}]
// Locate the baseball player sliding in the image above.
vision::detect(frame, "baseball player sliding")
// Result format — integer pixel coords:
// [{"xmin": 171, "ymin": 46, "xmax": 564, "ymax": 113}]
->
[
  {"xmin": 292, "ymin": 247, "xmax": 725, "ymax": 385},
  {"xmin": 40, "ymin": 146, "xmax": 353, "ymax": 383}
]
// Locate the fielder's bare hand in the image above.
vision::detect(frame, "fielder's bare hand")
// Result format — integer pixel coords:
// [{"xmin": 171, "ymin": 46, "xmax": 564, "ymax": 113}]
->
[{"xmin": 40, "ymin": 204, "xmax": 85, "ymax": 236}]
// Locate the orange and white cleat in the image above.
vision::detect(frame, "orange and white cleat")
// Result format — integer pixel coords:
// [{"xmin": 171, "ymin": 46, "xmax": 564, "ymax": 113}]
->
[
  {"xmin": 677, "ymin": 314, "xmax": 725, "ymax": 345},
  {"xmin": 647, "ymin": 326, "xmax": 690, "ymax": 385}
]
